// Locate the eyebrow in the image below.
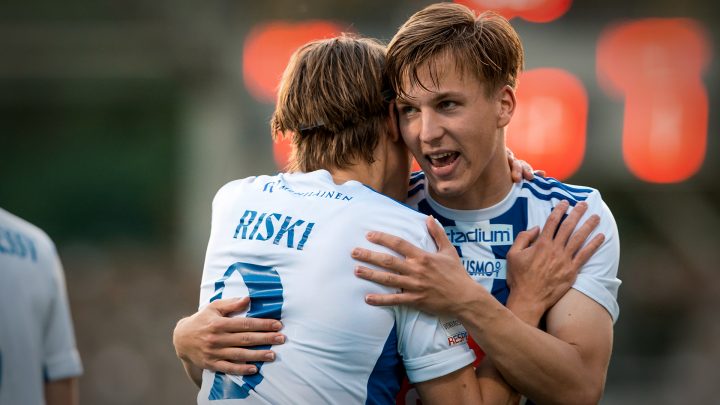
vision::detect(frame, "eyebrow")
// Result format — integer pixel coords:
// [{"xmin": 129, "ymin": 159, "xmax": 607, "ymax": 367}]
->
[{"xmin": 396, "ymin": 91, "xmax": 464, "ymax": 105}]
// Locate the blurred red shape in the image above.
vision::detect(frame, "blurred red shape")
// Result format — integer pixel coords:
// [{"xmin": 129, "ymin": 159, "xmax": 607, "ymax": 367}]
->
[
  {"xmin": 506, "ymin": 68, "xmax": 588, "ymax": 180},
  {"xmin": 243, "ymin": 20, "xmax": 345, "ymax": 103},
  {"xmin": 454, "ymin": 0, "xmax": 572, "ymax": 23},
  {"xmin": 597, "ymin": 19, "xmax": 710, "ymax": 183}
]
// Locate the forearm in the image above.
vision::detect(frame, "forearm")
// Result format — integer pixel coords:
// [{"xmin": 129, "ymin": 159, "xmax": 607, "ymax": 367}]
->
[
  {"xmin": 45, "ymin": 377, "xmax": 79, "ymax": 405},
  {"xmin": 181, "ymin": 358, "xmax": 203, "ymax": 388},
  {"xmin": 458, "ymin": 286, "xmax": 602, "ymax": 404},
  {"xmin": 475, "ymin": 357, "xmax": 520, "ymax": 405}
]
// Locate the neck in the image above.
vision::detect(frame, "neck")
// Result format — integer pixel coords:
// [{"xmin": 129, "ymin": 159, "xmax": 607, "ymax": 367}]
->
[{"xmin": 328, "ymin": 162, "xmax": 383, "ymax": 193}]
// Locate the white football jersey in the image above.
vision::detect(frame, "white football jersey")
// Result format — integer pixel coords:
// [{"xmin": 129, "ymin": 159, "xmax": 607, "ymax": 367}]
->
[
  {"xmin": 0, "ymin": 208, "xmax": 83, "ymax": 405},
  {"xmin": 197, "ymin": 170, "xmax": 475, "ymax": 404}
]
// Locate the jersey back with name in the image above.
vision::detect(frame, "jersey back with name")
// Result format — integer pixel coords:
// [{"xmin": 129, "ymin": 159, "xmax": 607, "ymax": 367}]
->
[{"xmin": 197, "ymin": 170, "xmax": 474, "ymax": 405}]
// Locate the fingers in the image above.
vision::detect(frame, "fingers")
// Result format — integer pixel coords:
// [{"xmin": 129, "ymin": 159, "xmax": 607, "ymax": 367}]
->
[
  {"xmin": 534, "ymin": 169, "xmax": 546, "ymax": 177},
  {"xmin": 426, "ymin": 216, "xmax": 453, "ymax": 252},
  {"xmin": 571, "ymin": 233, "xmax": 605, "ymax": 268},
  {"xmin": 539, "ymin": 200, "xmax": 569, "ymax": 240},
  {"xmin": 363, "ymin": 230, "xmax": 422, "ymax": 258},
  {"xmin": 216, "ymin": 347, "xmax": 279, "ymax": 365},
  {"xmin": 354, "ymin": 266, "xmax": 414, "ymax": 290},
  {"xmin": 509, "ymin": 226, "xmax": 539, "ymax": 253},
  {"xmin": 352, "ymin": 247, "xmax": 406, "ymax": 273},
  {"xmin": 209, "ymin": 297, "xmax": 251, "ymax": 316},
  {"xmin": 564, "ymin": 213, "xmax": 600, "ymax": 254},
  {"xmin": 213, "ymin": 330, "xmax": 286, "ymax": 347},
  {"xmin": 364, "ymin": 292, "xmax": 420, "ymax": 307},
  {"xmin": 553, "ymin": 201, "xmax": 589, "ymax": 245},
  {"xmin": 520, "ymin": 160, "xmax": 536, "ymax": 181},
  {"xmin": 510, "ymin": 158, "xmax": 524, "ymax": 183},
  {"xmin": 220, "ymin": 316, "xmax": 283, "ymax": 334},
  {"xmin": 505, "ymin": 147, "xmax": 515, "ymax": 160},
  {"xmin": 211, "ymin": 360, "xmax": 261, "ymax": 376}
]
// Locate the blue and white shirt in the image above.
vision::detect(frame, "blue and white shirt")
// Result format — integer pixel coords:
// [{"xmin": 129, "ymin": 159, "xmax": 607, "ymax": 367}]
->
[
  {"xmin": 406, "ymin": 172, "xmax": 621, "ymax": 322},
  {"xmin": 0, "ymin": 207, "xmax": 83, "ymax": 405},
  {"xmin": 197, "ymin": 170, "xmax": 475, "ymax": 404}
]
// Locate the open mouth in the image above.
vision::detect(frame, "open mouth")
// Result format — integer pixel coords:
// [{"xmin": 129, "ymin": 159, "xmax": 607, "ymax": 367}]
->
[{"xmin": 427, "ymin": 152, "xmax": 460, "ymax": 168}]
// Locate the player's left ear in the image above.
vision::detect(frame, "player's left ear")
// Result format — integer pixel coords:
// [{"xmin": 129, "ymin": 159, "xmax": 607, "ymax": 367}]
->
[
  {"xmin": 497, "ymin": 85, "xmax": 516, "ymax": 128},
  {"xmin": 386, "ymin": 100, "xmax": 401, "ymax": 143}
]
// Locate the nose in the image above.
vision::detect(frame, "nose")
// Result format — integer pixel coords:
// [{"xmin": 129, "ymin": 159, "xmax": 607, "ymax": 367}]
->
[{"xmin": 419, "ymin": 109, "xmax": 444, "ymax": 145}]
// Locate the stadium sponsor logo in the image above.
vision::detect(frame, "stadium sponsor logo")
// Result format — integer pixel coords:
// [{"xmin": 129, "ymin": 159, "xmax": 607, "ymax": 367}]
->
[
  {"xmin": 445, "ymin": 224, "xmax": 512, "ymax": 245},
  {"xmin": 233, "ymin": 210, "xmax": 315, "ymax": 250}
]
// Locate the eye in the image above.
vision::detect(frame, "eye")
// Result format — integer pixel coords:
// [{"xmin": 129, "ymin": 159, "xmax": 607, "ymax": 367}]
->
[
  {"xmin": 398, "ymin": 104, "xmax": 418, "ymax": 115},
  {"xmin": 438, "ymin": 100, "xmax": 458, "ymax": 110}
]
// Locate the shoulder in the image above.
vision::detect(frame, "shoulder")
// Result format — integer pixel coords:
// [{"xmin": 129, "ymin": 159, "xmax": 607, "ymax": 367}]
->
[
  {"xmin": 212, "ymin": 174, "xmax": 279, "ymax": 206},
  {"xmin": 407, "ymin": 171, "xmax": 428, "ymax": 201},
  {"xmin": 0, "ymin": 207, "xmax": 57, "ymax": 255},
  {"xmin": 520, "ymin": 176, "xmax": 600, "ymax": 206}
]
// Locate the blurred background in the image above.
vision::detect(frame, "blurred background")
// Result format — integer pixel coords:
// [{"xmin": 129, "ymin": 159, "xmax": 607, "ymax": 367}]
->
[{"xmin": 1, "ymin": 0, "xmax": 718, "ymax": 403}]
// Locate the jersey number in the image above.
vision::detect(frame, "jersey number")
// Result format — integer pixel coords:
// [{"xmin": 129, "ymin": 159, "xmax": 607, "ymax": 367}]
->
[{"xmin": 208, "ymin": 262, "xmax": 284, "ymax": 400}]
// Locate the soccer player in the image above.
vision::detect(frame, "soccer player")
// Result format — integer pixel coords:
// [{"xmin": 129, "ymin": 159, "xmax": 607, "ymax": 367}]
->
[
  {"xmin": 188, "ymin": 34, "xmax": 516, "ymax": 404},
  {"xmin": 352, "ymin": 4, "xmax": 621, "ymax": 404},
  {"xmin": 0, "ymin": 207, "xmax": 83, "ymax": 405}
]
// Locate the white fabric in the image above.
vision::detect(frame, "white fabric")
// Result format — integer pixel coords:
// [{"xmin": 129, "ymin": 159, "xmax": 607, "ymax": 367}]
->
[
  {"xmin": 0, "ymin": 208, "xmax": 83, "ymax": 405},
  {"xmin": 197, "ymin": 170, "xmax": 475, "ymax": 405}
]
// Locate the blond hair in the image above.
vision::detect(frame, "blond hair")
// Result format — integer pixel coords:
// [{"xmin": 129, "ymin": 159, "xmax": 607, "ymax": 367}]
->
[
  {"xmin": 386, "ymin": 3, "xmax": 524, "ymax": 98},
  {"xmin": 271, "ymin": 34, "xmax": 392, "ymax": 172}
]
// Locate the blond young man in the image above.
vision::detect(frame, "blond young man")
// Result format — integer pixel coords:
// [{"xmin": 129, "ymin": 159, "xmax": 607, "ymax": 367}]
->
[{"xmin": 352, "ymin": 4, "xmax": 620, "ymax": 404}]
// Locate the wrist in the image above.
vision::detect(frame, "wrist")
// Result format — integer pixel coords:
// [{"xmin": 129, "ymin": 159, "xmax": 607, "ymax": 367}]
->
[
  {"xmin": 505, "ymin": 292, "xmax": 545, "ymax": 327},
  {"xmin": 454, "ymin": 283, "xmax": 500, "ymax": 324}
]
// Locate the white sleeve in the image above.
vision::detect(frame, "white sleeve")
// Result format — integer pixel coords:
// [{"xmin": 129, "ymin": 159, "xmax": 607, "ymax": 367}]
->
[
  {"xmin": 394, "ymin": 232, "xmax": 476, "ymax": 383},
  {"xmin": 571, "ymin": 191, "xmax": 622, "ymax": 322},
  {"xmin": 42, "ymin": 242, "xmax": 83, "ymax": 381}
]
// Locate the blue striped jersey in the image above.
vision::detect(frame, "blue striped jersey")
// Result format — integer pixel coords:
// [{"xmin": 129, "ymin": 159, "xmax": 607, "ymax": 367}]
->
[
  {"xmin": 197, "ymin": 170, "xmax": 475, "ymax": 404},
  {"xmin": 407, "ymin": 171, "xmax": 621, "ymax": 321}
]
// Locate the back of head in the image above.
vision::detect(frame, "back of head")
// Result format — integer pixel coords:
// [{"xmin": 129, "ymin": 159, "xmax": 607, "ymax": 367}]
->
[
  {"xmin": 386, "ymin": 2, "xmax": 524, "ymax": 97},
  {"xmin": 271, "ymin": 34, "xmax": 391, "ymax": 172}
]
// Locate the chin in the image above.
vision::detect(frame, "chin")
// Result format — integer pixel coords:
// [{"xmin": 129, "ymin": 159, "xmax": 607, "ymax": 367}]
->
[{"xmin": 430, "ymin": 180, "xmax": 465, "ymax": 200}]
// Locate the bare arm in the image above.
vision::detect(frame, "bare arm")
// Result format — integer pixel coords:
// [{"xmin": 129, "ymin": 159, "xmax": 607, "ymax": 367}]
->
[
  {"xmin": 45, "ymin": 377, "xmax": 79, "ymax": 405},
  {"xmin": 415, "ymin": 365, "xmax": 517, "ymax": 405},
  {"xmin": 173, "ymin": 297, "xmax": 286, "ymax": 386},
  {"xmin": 478, "ymin": 289, "xmax": 612, "ymax": 404}
]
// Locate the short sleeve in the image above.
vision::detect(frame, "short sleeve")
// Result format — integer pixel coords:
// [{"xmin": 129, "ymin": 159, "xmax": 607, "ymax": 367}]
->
[
  {"xmin": 42, "ymin": 243, "xmax": 83, "ymax": 381},
  {"xmin": 571, "ymin": 191, "xmax": 622, "ymax": 322},
  {"xmin": 394, "ymin": 229, "xmax": 476, "ymax": 383}
]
